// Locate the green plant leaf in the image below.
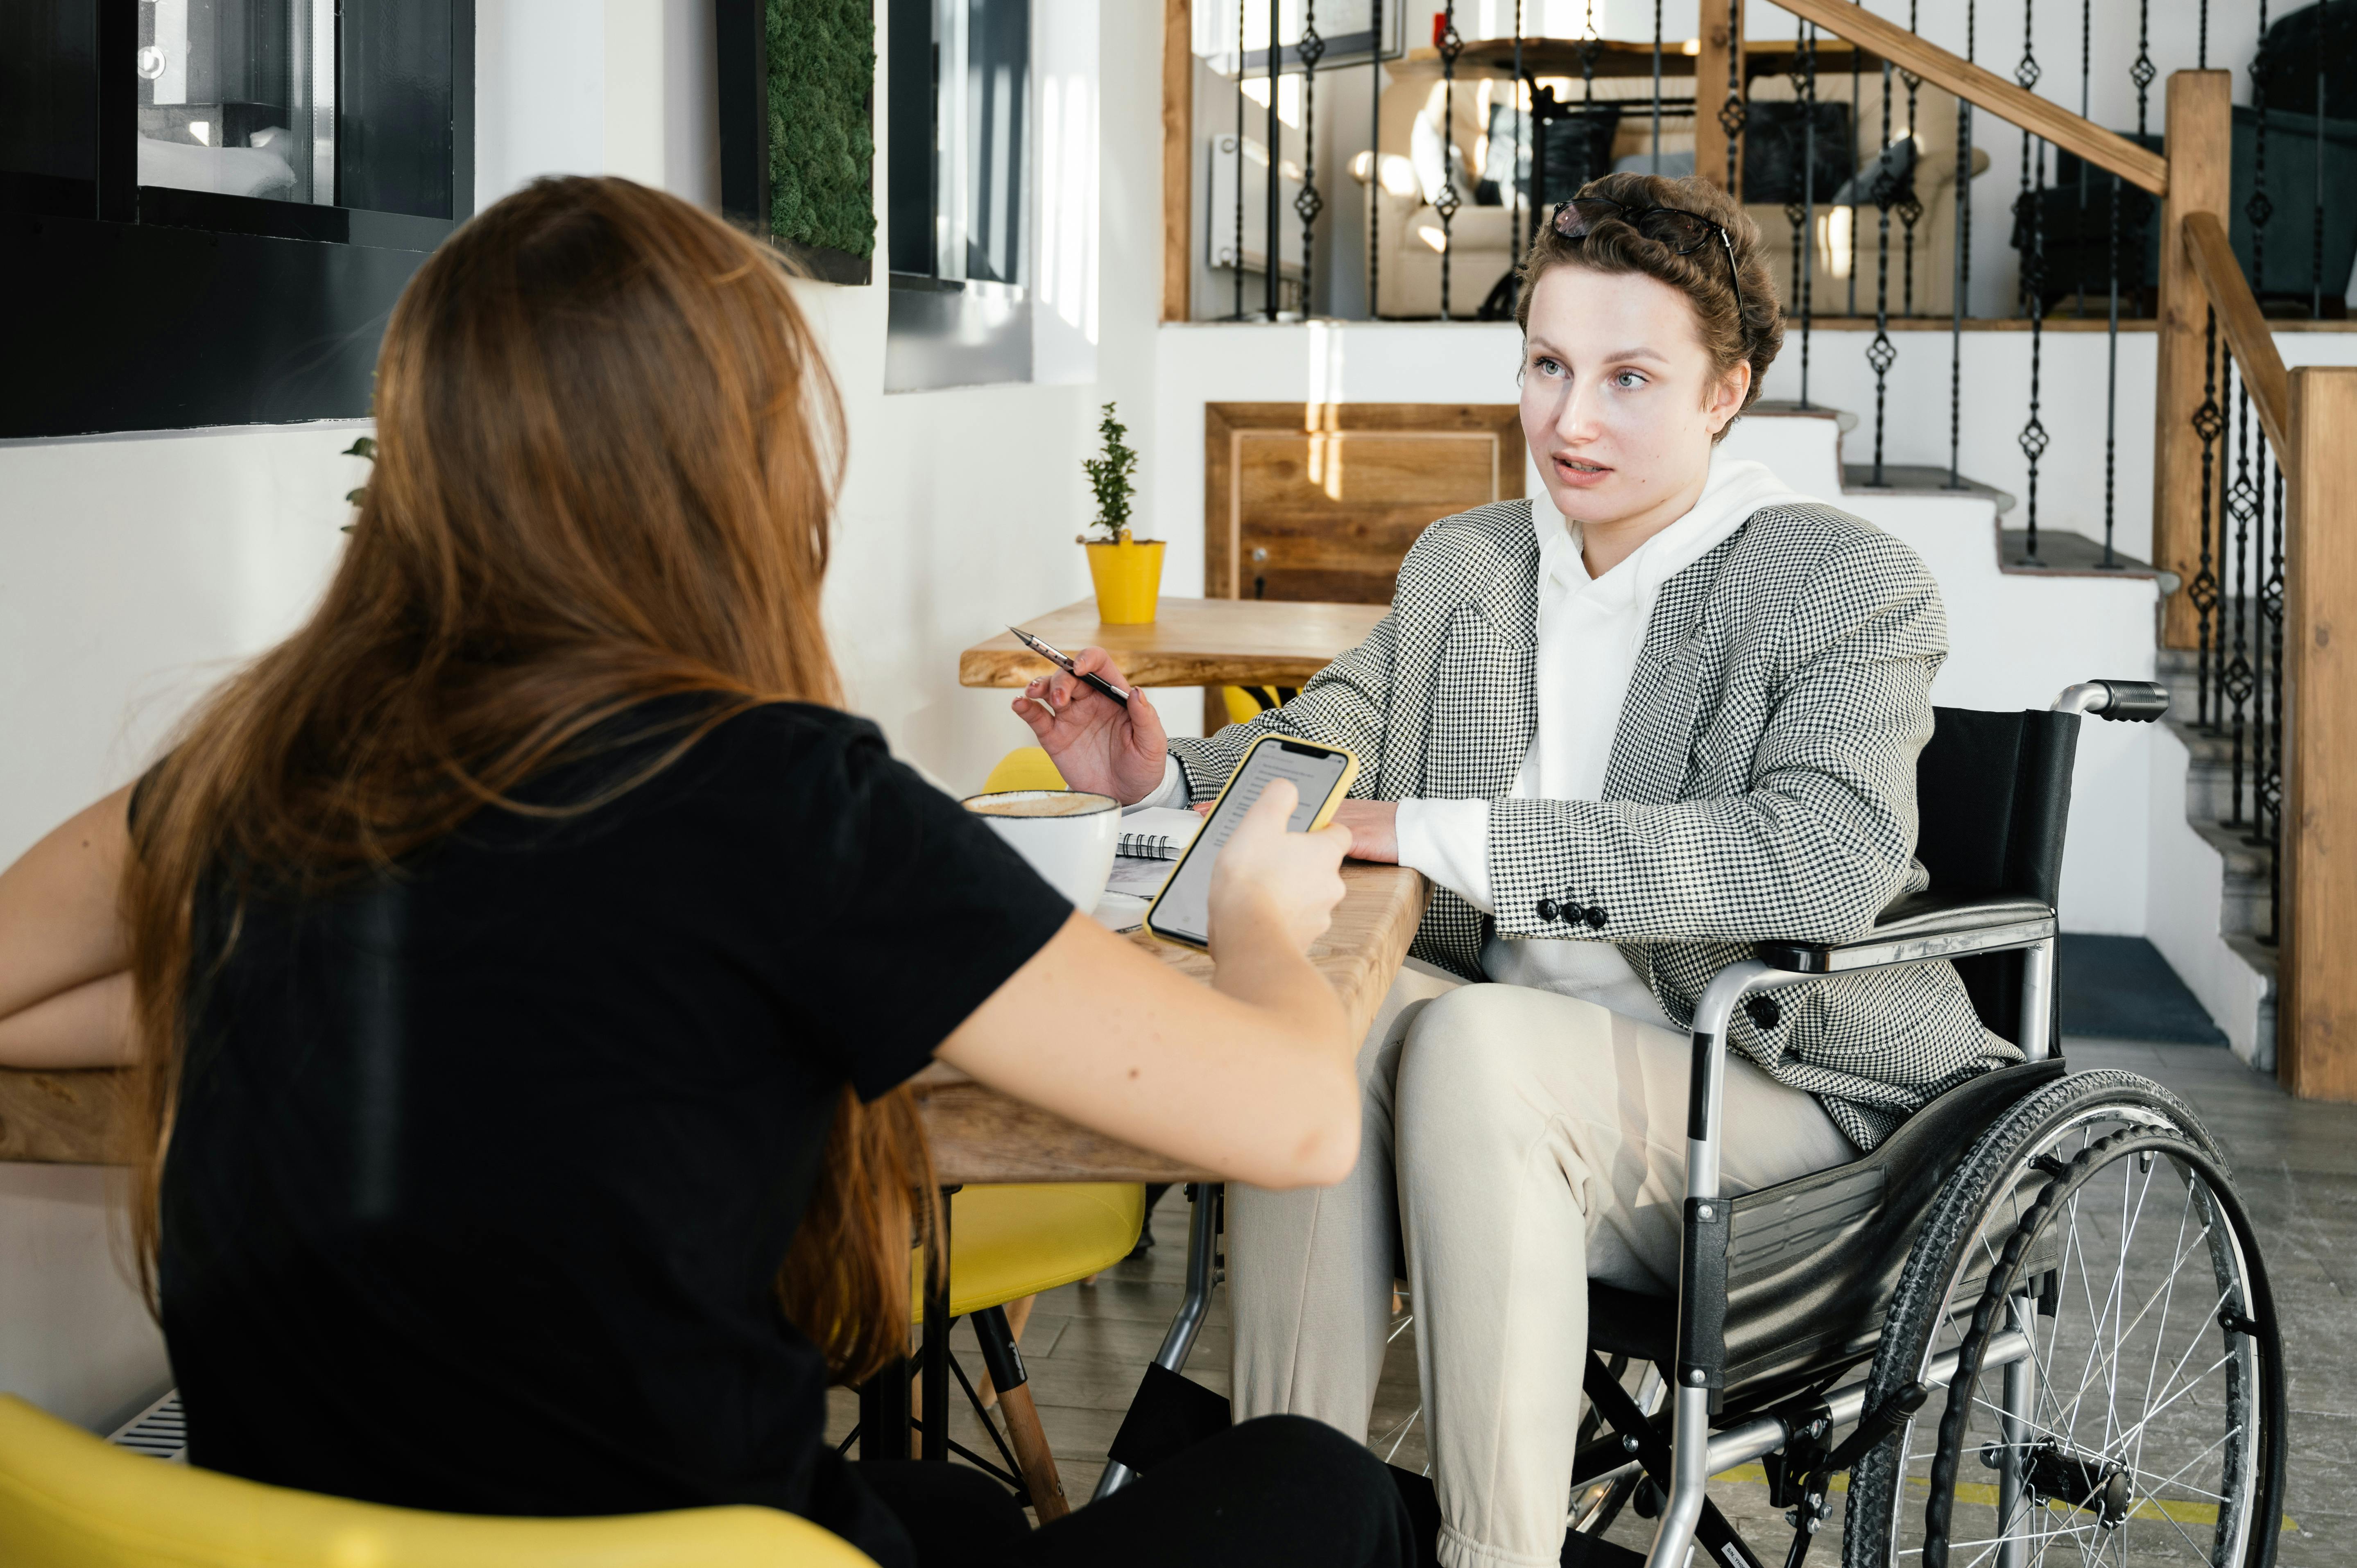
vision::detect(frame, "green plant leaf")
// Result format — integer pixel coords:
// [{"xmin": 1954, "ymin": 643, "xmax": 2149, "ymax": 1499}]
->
[
  {"xmin": 343, "ymin": 436, "xmax": 377, "ymax": 460},
  {"xmin": 1080, "ymin": 401, "xmax": 1141, "ymax": 542}
]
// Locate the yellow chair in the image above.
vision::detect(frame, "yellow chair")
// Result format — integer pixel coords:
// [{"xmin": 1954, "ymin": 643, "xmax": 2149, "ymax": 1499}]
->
[
  {"xmin": 915, "ymin": 754, "xmax": 1143, "ymax": 1516},
  {"xmin": 980, "ymin": 747, "xmax": 1067, "ymax": 794},
  {"xmin": 902, "ymin": 1183, "xmax": 1145, "ymax": 1525},
  {"xmin": 915, "ymin": 1183, "xmax": 1147, "ymax": 1321},
  {"xmin": 0, "ymin": 1394, "xmax": 878, "ymax": 1568},
  {"xmin": 1220, "ymin": 686, "xmax": 1296, "ymax": 726}
]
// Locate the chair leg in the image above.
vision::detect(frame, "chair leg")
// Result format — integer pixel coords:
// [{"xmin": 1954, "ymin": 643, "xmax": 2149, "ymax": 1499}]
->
[
  {"xmin": 977, "ymin": 1294, "xmax": 1035, "ymax": 1409},
  {"xmin": 1094, "ymin": 1181, "xmax": 1222, "ymax": 1501},
  {"xmin": 974, "ymin": 1305, "xmax": 1069, "ymax": 1521}
]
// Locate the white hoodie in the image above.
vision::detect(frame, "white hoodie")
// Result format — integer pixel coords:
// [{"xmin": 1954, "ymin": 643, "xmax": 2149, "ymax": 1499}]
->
[{"xmin": 1395, "ymin": 454, "xmax": 1816, "ymax": 1021}]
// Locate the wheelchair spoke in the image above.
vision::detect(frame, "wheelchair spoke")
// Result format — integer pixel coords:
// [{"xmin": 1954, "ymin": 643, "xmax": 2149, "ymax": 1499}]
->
[
  {"xmin": 1379, "ymin": 1402, "xmax": 1422, "ymax": 1464},
  {"xmin": 2060, "ymin": 1188, "xmax": 2116, "ymax": 1455},
  {"xmin": 2108, "ymin": 1350, "xmax": 2237, "ymax": 1453},
  {"xmin": 2096, "ymin": 1157, "xmax": 2155, "ymax": 1456},
  {"xmin": 2046, "ymin": 1198, "xmax": 2206, "ymax": 1433},
  {"xmin": 2129, "ymin": 1176, "xmax": 2200, "ymax": 1492},
  {"xmin": 2122, "ymin": 1284, "xmax": 2235, "ymax": 1440},
  {"xmin": 2129, "ymin": 1428, "xmax": 2238, "ymax": 1506},
  {"xmin": 2046, "ymin": 1224, "xmax": 2219, "ymax": 1445}
]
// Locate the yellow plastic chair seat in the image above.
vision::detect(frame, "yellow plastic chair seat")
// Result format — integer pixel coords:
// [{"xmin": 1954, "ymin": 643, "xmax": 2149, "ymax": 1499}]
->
[
  {"xmin": 980, "ymin": 747, "xmax": 1067, "ymax": 794},
  {"xmin": 914, "ymin": 1183, "xmax": 1147, "ymax": 1322},
  {"xmin": 0, "ymin": 1394, "xmax": 878, "ymax": 1568}
]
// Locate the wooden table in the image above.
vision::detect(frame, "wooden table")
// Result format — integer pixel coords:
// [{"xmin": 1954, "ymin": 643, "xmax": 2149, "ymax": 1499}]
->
[
  {"xmin": 912, "ymin": 861, "xmax": 1429, "ymax": 1183},
  {"xmin": 958, "ymin": 596, "xmax": 1385, "ymax": 694},
  {"xmin": 0, "ymin": 864, "xmax": 1431, "ymax": 1178}
]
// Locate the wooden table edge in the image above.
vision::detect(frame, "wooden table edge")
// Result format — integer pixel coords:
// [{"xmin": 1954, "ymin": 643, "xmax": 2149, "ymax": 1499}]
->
[{"xmin": 1, "ymin": 869, "xmax": 1433, "ymax": 1186}]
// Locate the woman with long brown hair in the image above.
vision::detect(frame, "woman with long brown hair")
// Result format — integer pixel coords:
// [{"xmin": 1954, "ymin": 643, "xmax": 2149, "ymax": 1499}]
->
[{"xmin": 0, "ymin": 177, "xmax": 1408, "ymax": 1568}]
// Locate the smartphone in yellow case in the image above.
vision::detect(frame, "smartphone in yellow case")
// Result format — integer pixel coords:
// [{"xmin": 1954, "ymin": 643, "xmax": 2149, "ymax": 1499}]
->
[{"xmin": 1143, "ymin": 734, "xmax": 1361, "ymax": 951}]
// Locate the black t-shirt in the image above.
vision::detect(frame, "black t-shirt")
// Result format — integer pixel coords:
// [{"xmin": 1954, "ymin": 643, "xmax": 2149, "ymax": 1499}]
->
[{"xmin": 154, "ymin": 701, "xmax": 1071, "ymax": 1562}]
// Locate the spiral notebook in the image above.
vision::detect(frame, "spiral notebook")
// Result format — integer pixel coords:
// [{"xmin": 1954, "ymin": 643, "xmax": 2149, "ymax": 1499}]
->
[
  {"xmin": 1115, "ymin": 807, "xmax": 1203, "ymax": 862},
  {"xmin": 1099, "ymin": 808, "xmax": 1205, "ymax": 905}
]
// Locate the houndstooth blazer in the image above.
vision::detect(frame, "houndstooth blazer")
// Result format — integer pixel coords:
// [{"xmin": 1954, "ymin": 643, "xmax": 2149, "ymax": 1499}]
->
[{"xmin": 1169, "ymin": 497, "xmax": 2020, "ymax": 1150}]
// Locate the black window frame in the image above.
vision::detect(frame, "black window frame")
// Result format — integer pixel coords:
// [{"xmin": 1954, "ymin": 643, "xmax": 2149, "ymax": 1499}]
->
[{"xmin": 0, "ymin": 0, "xmax": 475, "ymax": 439}]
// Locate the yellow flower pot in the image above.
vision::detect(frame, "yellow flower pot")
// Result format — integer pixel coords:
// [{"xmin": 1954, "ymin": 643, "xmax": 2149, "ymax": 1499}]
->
[{"xmin": 1084, "ymin": 535, "xmax": 1165, "ymax": 624}]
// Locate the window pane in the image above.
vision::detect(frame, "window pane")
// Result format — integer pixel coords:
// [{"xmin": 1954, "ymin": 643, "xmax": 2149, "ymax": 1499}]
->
[
  {"xmin": 138, "ymin": 0, "xmax": 328, "ymax": 204},
  {"xmin": 0, "ymin": 0, "xmax": 97, "ymax": 193},
  {"xmin": 963, "ymin": 0, "xmax": 1027, "ymax": 286}
]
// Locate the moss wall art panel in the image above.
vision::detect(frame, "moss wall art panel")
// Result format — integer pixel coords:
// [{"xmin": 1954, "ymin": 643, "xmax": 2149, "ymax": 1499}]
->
[{"xmin": 766, "ymin": 0, "xmax": 877, "ymax": 260}]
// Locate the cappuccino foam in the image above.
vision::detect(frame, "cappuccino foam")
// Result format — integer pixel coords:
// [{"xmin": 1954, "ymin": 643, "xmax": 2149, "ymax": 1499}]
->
[{"xmin": 965, "ymin": 791, "xmax": 1111, "ymax": 818}]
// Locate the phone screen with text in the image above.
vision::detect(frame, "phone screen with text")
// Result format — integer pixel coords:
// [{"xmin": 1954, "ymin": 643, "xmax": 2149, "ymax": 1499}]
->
[{"xmin": 1148, "ymin": 739, "xmax": 1350, "ymax": 948}]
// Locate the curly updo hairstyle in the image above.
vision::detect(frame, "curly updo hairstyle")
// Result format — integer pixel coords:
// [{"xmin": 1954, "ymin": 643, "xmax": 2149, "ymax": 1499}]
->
[{"xmin": 1515, "ymin": 172, "xmax": 1784, "ymax": 440}]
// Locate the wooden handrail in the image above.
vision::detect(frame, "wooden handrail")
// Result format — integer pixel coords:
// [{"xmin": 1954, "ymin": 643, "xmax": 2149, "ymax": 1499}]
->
[
  {"xmin": 2183, "ymin": 210, "xmax": 2291, "ymax": 455},
  {"xmin": 1772, "ymin": 0, "xmax": 2168, "ymax": 196}
]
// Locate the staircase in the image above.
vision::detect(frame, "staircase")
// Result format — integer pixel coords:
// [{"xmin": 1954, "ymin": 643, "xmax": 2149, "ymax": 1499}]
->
[
  {"xmin": 1731, "ymin": 408, "xmax": 2275, "ymax": 1068},
  {"xmin": 1771, "ymin": 403, "xmax": 2275, "ymax": 1065},
  {"xmin": 1720, "ymin": 403, "xmax": 2167, "ymax": 944},
  {"xmin": 2147, "ymin": 647, "xmax": 2279, "ymax": 1071}
]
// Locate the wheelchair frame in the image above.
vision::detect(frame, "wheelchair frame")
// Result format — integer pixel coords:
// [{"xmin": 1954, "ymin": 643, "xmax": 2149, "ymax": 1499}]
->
[{"xmin": 1100, "ymin": 680, "xmax": 2199, "ymax": 1568}]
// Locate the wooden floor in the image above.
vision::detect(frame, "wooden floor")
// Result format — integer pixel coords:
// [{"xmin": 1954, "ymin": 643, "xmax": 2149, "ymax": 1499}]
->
[{"xmin": 829, "ymin": 1038, "xmax": 2357, "ymax": 1564}]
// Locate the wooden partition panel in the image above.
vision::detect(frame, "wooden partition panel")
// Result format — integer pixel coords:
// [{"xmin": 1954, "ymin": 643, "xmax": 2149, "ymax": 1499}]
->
[
  {"xmin": 1693, "ymin": 2, "xmax": 1743, "ymax": 197},
  {"xmin": 1162, "ymin": 0, "xmax": 1191, "ymax": 323},
  {"xmin": 1202, "ymin": 401, "xmax": 1524, "ymax": 731},
  {"xmin": 2153, "ymin": 72, "xmax": 2233, "ymax": 650},
  {"xmin": 2280, "ymin": 366, "xmax": 2357, "ymax": 1100},
  {"xmin": 1203, "ymin": 403, "xmax": 1526, "ymax": 605}
]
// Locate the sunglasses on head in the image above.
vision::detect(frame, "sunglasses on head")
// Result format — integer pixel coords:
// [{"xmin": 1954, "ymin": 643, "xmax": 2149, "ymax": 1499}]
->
[{"xmin": 1552, "ymin": 197, "xmax": 1745, "ymax": 321}]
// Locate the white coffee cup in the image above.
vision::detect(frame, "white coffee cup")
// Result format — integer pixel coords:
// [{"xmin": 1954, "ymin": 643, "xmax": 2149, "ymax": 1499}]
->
[{"xmin": 962, "ymin": 790, "xmax": 1121, "ymax": 910}]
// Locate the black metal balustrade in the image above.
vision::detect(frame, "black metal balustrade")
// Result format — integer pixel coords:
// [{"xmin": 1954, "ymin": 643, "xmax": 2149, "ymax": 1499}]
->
[
  {"xmin": 2014, "ymin": 0, "xmax": 2049, "ymax": 566},
  {"xmin": 2192, "ymin": 312, "xmax": 2224, "ymax": 730},
  {"xmin": 1295, "ymin": 2, "xmax": 1323, "ymax": 317},
  {"xmin": 1718, "ymin": 0, "xmax": 1745, "ymax": 191}
]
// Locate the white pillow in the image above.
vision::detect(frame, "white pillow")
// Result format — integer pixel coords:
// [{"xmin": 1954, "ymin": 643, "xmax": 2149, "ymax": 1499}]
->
[{"xmin": 137, "ymin": 136, "xmax": 298, "ymax": 201}]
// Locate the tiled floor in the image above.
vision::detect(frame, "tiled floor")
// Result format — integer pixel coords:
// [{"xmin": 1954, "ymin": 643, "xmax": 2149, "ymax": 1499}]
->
[{"xmin": 827, "ymin": 1038, "xmax": 2356, "ymax": 1563}]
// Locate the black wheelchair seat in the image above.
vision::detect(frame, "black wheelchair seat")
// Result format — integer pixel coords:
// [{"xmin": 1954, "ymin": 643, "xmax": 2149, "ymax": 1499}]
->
[{"xmin": 1587, "ymin": 1057, "xmax": 2067, "ymax": 1407}]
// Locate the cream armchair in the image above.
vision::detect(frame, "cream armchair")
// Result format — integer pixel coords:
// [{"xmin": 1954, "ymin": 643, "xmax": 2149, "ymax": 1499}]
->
[{"xmin": 1358, "ymin": 154, "xmax": 1525, "ymax": 318}]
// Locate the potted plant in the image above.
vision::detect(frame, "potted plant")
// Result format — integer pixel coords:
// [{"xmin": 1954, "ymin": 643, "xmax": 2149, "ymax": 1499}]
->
[{"xmin": 1078, "ymin": 401, "xmax": 1162, "ymax": 624}]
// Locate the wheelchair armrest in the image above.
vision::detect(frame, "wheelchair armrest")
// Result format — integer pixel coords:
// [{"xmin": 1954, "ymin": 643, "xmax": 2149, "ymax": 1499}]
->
[{"xmin": 1754, "ymin": 892, "xmax": 2057, "ymax": 976}]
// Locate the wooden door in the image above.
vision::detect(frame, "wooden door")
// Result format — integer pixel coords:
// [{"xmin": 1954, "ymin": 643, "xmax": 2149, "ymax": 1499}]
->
[{"xmin": 1204, "ymin": 403, "xmax": 1526, "ymax": 607}]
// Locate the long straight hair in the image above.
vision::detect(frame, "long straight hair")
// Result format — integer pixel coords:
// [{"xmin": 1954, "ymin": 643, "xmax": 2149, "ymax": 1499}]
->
[{"xmin": 119, "ymin": 175, "xmax": 935, "ymax": 1385}]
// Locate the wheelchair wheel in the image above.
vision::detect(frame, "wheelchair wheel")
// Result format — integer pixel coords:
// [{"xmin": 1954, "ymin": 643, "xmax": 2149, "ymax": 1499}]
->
[{"xmin": 1843, "ymin": 1070, "xmax": 2286, "ymax": 1568}]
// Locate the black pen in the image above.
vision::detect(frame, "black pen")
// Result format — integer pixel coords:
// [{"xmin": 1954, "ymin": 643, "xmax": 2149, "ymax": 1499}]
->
[{"xmin": 1009, "ymin": 626, "xmax": 1131, "ymax": 706}]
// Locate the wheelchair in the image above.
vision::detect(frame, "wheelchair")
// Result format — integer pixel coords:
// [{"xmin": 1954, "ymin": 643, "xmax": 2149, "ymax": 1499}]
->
[{"xmin": 1104, "ymin": 678, "xmax": 2287, "ymax": 1568}]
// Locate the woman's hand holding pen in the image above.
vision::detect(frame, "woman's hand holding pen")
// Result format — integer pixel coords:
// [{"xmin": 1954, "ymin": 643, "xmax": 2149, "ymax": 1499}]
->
[{"xmin": 1012, "ymin": 647, "xmax": 1171, "ymax": 804}]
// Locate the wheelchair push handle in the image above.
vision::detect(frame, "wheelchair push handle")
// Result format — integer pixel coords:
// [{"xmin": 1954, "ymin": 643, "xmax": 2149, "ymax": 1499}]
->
[{"xmin": 2053, "ymin": 680, "xmax": 2169, "ymax": 722}]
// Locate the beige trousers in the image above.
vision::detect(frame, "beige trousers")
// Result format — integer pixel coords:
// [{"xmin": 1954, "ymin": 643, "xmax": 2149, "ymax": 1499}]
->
[{"xmin": 1227, "ymin": 973, "xmax": 1853, "ymax": 1568}]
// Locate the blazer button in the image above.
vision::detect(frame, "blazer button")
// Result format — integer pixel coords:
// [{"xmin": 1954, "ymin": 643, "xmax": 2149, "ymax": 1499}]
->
[
  {"xmin": 1536, "ymin": 898, "xmax": 1561, "ymax": 923},
  {"xmin": 1585, "ymin": 906, "xmax": 1609, "ymax": 929},
  {"xmin": 1745, "ymin": 996, "xmax": 1782, "ymax": 1030}
]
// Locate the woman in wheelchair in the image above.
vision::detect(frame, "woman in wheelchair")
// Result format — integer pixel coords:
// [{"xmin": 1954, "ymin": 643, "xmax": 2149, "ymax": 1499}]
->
[{"xmin": 1025, "ymin": 172, "xmax": 2284, "ymax": 1568}]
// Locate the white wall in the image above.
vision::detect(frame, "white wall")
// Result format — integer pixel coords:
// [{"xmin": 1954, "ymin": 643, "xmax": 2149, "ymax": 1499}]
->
[{"xmin": 0, "ymin": 423, "xmax": 364, "ymax": 1430}]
